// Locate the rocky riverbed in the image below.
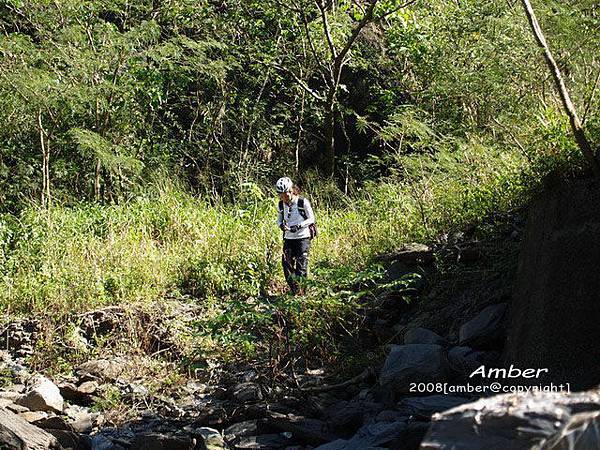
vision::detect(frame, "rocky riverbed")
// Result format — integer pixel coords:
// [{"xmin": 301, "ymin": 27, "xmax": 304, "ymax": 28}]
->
[{"xmin": 2, "ymin": 188, "xmax": 600, "ymax": 449}]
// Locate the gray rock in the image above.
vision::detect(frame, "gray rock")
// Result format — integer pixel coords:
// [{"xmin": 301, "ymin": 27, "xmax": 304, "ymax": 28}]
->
[
  {"xmin": 402, "ymin": 422, "xmax": 430, "ymax": 450},
  {"xmin": 77, "ymin": 358, "xmax": 124, "ymax": 381},
  {"xmin": 0, "ymin": 407, "xmax": 58, "ymax": 449},
  {"xmin": 224, "ymin": 419, "xmax": 258, "ymax": 435},
  {"xmin": 396, "ymin": 395, "xmax": 471, "ymax": 417},
  {"xmin": 0, "ymin": 391, "xmax": 22, "ymax": 401},
  {"xmin": 456, "ymin": 245, "xmax": 480, "ymax": 264},
  {"xmin": 71, "ymin": 416, "xmax": 94, "ymax": 434},
  {"xmin": 325, "ymin": 401, "xmax": 365, "ymax": 435},
  {"xmin": 78, "ymin": 380, "xmax": 99, "ymax": 395},
  {"xmin": 18, "ymin": 410, "xmax": 48, "ymax": 423},
  {"xmin": 131, "ymin": 432, "xmax": 193, "ymax": 450},
  {"xmin": 211, "ymin": 386, "xmax": 228, "ymax": 400},
  {"xmin": 58, "ymin": 382, "xmax": 88, "ymax": 404},
  {"xmin": 319, "ymin": 421, "xmax": 407, "ymax": 449},
  {"xmin": 374, "ymin": 410, "xmax": 408, "ymax": 423},
  {"xmin": 17, "ymin": 377, "xmax": 64, "ymax": 413},
  {"xmin": 195, "ymin": 427, "xmax": 226, "ymax": 450},
  {"xmin": 315, "ymin": 439, "xmax": 352, "ymax": 450},
  {"xmin": 383, "ymin": 243, "xmax": 432, "ymax": 285},
  {"xmin": 33, "ymin": 415, "xmax": 73, "ymax": 431},
  {"xmin": 64, "ymin": 404, "xmax": 98, "ymax": 433},
  {"xmin": 7, "ymin": 384, "xmax": 26, "ymax": 394},
  {"xmin": 447, "ymin": 346, "xmax": 499, "ymax": 376},
  {"xmin": 324, "ymin": 400, "xmax": 383, "ymax": 435},
  {"xmin": 404, "ymin": 328, "xmax": 446, "ymax": 346},
  {"xmin": 392, "ymin": 243, "xmax": 433, "ymax": 265},
  {"xmin": 0, "ymin": 398, "xmax": 14, "ymax": 408},
  {"xmin": 46, "ymin": 428, "xmax": 88, "ymax": 449},
  {"xmin": 458, "ymin": 304, "xmax": 507, "ymax": 349},
  {"xmin": 420, "ymin": 387, "xmax": 600, "ymax": 449},
  {"xmin": 379, "ymin": 345, "xmax": 448, "ymax": 395},
  {"xmin": 7, "ymin": 403, "xmax": 30, "ymax": 413},
  {"xmin": 125, "ymin": 383, "xmax": 148, "ymax": 397},
  {"xmin": 267, "ymin": 411, "xmax": 338, "ymax": 446},
  {"xmin": 236, "ymin": 433, "xmax": 292, "ymax": 449},
  {"xmin": 224, "ymin": 419, "xmax": 261, "ymax": 444},
  {"xmin": 184, "ymin": 381, "xmax": 208, "ymax": 395},
  {"xmin": 232, "ymin": 382, "xmax": 263, "ymax": 403},
  {"xmin": 315, "ymin": 438, "xmax": 385, "ymax": 450},
  {"xmin": 90, "ymin": 434, "xmax": 114, "ymax": 450}
]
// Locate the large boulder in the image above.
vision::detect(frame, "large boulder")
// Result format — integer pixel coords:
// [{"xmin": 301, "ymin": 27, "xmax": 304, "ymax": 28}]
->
[
  {"xmin": 224, "ymin": 419, "xmax": 286, "ymax": 447},
  {"xmin": 235, "ymin": 433, "xmax": 293, "ymax": 448},
  {"xmin": 45, "ymin": 429, "xmax": 89, "ymax": 450},
  {"xmin": 231, "ymin": 382, "xmax": 263, "ymax": 403},
  {"xmin": 194, "ymin": 427, "xmax": 226, "ymax": 450},
  {"xmin": 325, "ymin": 401, "xmax": 367, "ymax": 436},
  {"xmin": 0, "ymin": 407, "xmax": 59, "ymax": 449},
  {"xmin": 383, "ymin": 243, "xmax": 433, "ymax": 286},
  {"xmin": 224, "ymin": 420, "xmax": 260, "ymax": 444},
  {"xmin": 324, "ymin": 399, "xmax": 384, "ymax": 436},
  {"xmin": 504, "ymin": 179, "xmax": 600, "ymax": 389},
  {"xmin": 458, "ymin": 304, "xmax": 507, "ymax": 349},
  {"xmin": 404, "ymin": 328, "xmax": 446, "ymax": 346},
  {"xmin": 380, "ymin": 345, "xmax": 448, "ymax": 395},
  {"xmin": 391, "ymin": 243, "xmax": 434, "ymax": 266},
  {"xmin": 396, "ymin": 396, "xmax": 471, "ymax": 417},
  {"xmin": 131, "ymin": 432, "xmax": 193, "ymax": 450},
  {"xmin": 266, "ymin": 411, "xmax": 338, "ymax": 446},
  {"xmin": 17, "ymin": 377, "xmax": 63, "ymax": 413},
  {"xmin": 420, "ymin": 387, "xmax": 600, "ymax": 449},
  {"xmin": 76, "ymin": 358, "xmax": 124, "ymax": 381},
  {"xmin": 316, "ymin": 421, "xmax": 407, "ymax": 450},
  {"xmin": 447, "ymin": 346, "xmax": 499, "ymax": 376}
]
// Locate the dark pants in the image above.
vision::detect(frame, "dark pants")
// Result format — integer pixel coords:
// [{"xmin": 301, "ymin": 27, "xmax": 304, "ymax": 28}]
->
[{"xmin": 282, "ymin": 238, "xmax": 311, "ymax": 294}]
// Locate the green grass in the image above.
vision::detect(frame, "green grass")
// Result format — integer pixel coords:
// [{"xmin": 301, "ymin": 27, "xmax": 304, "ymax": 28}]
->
[{"xmin": 0, "ymin": 140, "xmax": 570, "ymax": 363}]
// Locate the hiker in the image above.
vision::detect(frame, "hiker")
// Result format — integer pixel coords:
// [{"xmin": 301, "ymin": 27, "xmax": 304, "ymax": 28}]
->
[{"xmin": 275, "ymin": 177, "xmax": 317, "ymax": 295}]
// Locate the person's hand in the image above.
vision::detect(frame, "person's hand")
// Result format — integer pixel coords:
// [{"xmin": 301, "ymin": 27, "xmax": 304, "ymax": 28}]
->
[
  {"xmin": 289, "ymin": 225, "xmax": 299, "ymax": 233},
  {"xmin": 280, "ymin": 224, "xmax": 289, "ymax": 231}
]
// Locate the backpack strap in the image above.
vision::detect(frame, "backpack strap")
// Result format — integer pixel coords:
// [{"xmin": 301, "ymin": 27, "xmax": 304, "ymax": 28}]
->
[
  {"xmin": 278, "ymin": 200, "xmax": 284, "ymax": 215},
  {"xmin": 297, "ymin": 197, "xmax": 308, "ymax": 220}
]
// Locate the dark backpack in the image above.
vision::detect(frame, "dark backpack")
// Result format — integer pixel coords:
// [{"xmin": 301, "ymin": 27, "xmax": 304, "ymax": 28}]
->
[{"xmin": 279, "ymin": 197, "xmax": 318, "ymax": 239}]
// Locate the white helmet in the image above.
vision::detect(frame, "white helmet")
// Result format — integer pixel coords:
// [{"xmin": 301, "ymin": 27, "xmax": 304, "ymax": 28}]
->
[{"xmin": 275, "ymin": 177, "xmax": 293, "ymax": 193}]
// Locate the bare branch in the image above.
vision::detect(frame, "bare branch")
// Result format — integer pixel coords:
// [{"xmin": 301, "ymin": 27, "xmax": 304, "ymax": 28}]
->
[
  {"xmin": 335, "ymin": 0, "xmax": 378, "ymax": 69},
  {"xmin": 300, "ymin": 9, "xmax": 329, "ymax": 75},
  {"xmin": 352, "ymin": 0, "xmax": 366, "ymax": 15},
  {"xmin": 272, "ymin": 62, "xmax": 325, "ymax": 102},
  {"xmin": 316, "ymin": 0, "xmax": 338, "ymax": 59}
]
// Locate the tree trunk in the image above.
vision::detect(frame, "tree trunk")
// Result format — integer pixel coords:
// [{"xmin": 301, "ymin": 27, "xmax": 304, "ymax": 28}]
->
[
  {"xmin": 95, "ymin": 159, "xmax": 101, "ymax": 201},
  {"xmin": 521, "ymin": 0, "xmax": 600, "ymax": 176},
  {"xmin": 322, "ymin": 103, "xmax": 336, "ymax": 176},
  {"xmin": 44, "ymin": 137, "xmax": 50, "ymax": 206},
  {"xmin": 37, "ymin": 111, "xmax": 51, "ymax": 207}
]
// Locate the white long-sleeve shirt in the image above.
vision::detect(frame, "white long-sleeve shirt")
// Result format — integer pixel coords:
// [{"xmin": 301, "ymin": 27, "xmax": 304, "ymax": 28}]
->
[{"xmin": 277, "ymin": 196, "xmax": 315, "ymax": 239}]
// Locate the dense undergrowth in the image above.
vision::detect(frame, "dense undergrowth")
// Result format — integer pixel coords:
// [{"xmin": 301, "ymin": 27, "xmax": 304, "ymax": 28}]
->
[{"xmin": 0, "ymin": 138, "xmax": 583, "ymax": 369}]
